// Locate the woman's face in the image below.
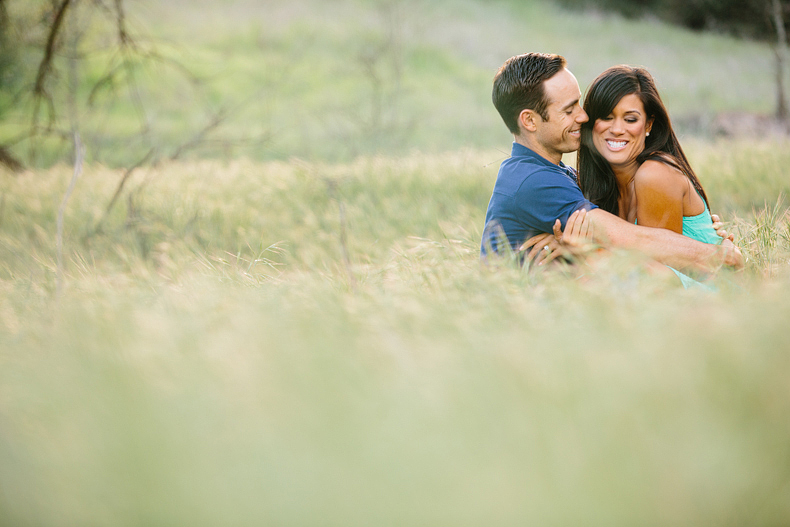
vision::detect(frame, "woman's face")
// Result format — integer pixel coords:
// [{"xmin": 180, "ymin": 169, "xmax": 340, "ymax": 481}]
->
[{"xmin": 591, "ymin": 93, "xmax": 653, "ymax": 172}]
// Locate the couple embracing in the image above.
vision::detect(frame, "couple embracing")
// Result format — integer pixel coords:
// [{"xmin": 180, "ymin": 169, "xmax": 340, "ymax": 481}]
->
[{"xmin": 481, "ymin": 53, "xmax": 744, "ymax": 285}]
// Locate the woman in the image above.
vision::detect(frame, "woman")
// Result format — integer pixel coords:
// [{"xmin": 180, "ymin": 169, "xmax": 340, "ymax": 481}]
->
[{"xmin": 577, "ymin": 65, "xmax": 722, "ymax": 285}]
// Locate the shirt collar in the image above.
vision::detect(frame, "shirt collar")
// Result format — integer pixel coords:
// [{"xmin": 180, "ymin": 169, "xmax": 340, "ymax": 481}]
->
[{"xmin": 510, "ymin": 142, "xmax": 573, "ymax": 172}]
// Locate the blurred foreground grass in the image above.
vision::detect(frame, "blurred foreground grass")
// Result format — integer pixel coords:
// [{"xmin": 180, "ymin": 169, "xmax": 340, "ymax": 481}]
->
[{"xmin": 1, "ymin": 140, "xmax": 790, "ymax": 525}]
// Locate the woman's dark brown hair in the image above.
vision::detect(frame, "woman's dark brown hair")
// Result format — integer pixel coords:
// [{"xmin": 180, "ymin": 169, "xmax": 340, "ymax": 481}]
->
[{"xmin": 577, "ymin": 65, "xmax": 709, "ymax": 216}]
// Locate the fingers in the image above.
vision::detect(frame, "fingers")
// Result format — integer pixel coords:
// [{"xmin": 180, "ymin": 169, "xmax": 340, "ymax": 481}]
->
[
  {"xmin": 565, "ymin": 210, "xmax": 581, "ymax": 236},
  {"xmin": 580, "ymin": 210, "xmax": 592, "ymax": 240},
  {"xmin": 553, "ymin": 219, "xmax": 563, "ymax": 242},
  {"xmin": 562, "ymin": 209, "xmax": 591, "ymax": 247},
  {"xmin": 721, "ymin": 239, "xmax": 745, "ymax": 270},
  {"xmin": 520, "ymin": 210, "xmax": 592, "ymax": 267},
  {"xmin": 522, "ymin": 233, "xmax": 552, "ymax": 260},
  {"xmin": 710, "ymin": 213, "xmax": 735, "ymax": 242},
  {"xmin": 535, "ymin": 240, "xmax": 562, "ymax": 266},
  {"xmin": 719, "ymin": 230, "xmax": 734, "ymax": 242},
  {"xmin": 540, "ymin": 244, "xmax": 566, "ymax": 265},
  {"xmin": 521, "ymin": 232, "xmax": 551, "ymax": 252},
  {"xmin": 569, "ymin": 209, "xmax": 587, "ymax": 238},
  {"xmin": 713, "ymin": 224, "xmax": 734, "ymax": 242}
]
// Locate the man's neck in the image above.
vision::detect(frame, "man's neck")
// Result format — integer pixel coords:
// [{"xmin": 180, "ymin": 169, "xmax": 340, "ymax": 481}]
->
[{"xmin": 514, "ymin": 136, "xmax": 562, "ymax": 165}]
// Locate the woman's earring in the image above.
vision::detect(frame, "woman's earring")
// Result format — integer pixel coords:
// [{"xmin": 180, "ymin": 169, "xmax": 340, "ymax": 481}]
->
[{"xmin": 646, "ymin": 132, "xmax": 650, "ymax": 137}]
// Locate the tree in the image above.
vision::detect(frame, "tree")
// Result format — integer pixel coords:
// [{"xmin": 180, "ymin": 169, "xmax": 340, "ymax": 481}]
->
[
  {"xmin": 0, "ymin": 0, "xmax": 265, "ymax": 172},
  {"xmin": 0, "ymin": 0, "xmax": 149, "ymax": 170}
]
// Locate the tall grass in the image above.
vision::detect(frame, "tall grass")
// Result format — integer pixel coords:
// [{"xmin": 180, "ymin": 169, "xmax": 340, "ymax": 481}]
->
[{"xmin": 1, "ymin": 139, "xmax": 789, "ymax": 525}]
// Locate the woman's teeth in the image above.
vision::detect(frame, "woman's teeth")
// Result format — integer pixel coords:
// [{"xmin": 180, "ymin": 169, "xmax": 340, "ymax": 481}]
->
[{"xmin": 607, "ymin": 140, "xmax": 627, "ymax": 149}]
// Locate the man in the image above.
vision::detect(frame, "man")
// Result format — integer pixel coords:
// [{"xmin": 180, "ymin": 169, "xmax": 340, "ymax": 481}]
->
[{"xmin": 481, "ymin": 53, "xmax": 742, "ymax": 272}]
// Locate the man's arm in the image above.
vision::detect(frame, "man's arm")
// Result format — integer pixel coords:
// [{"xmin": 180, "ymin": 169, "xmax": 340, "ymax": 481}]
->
[{"xmin": 587, "ymin": 209, "xmax": 743, "ymax": 271}]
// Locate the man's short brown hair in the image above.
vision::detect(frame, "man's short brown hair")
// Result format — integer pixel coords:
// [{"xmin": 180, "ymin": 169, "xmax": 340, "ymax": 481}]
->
[{"xmin": 492, "ymin": 53, "xmax": 567, "ymax": 134}]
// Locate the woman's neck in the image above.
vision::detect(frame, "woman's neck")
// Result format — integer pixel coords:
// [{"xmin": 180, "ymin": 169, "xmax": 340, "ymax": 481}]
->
[
  {"xmin": 613, "ymin": 163, "xmax": 639, "ymax": 194},
  {"xmin": 613, "ymin": 163, "xmax": 639, "ymax": 220}
]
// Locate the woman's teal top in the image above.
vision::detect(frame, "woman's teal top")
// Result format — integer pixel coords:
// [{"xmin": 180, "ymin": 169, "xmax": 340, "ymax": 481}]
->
[
  {"xmin": 636, "ymin": 197, "xmax": 722, "ymax": 289},
  {"xmin": 681, "ymin": 206, "xmax": 722, "ymax": 245}
]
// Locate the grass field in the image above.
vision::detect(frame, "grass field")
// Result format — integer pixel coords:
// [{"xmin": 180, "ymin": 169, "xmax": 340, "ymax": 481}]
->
[
  {"xmin": 1, "ymin": 137, "xmax": 790, "ymax": 525},
  {"xmin": 2, "ymin": 0, "xmax": 790, "ymax": 524}
]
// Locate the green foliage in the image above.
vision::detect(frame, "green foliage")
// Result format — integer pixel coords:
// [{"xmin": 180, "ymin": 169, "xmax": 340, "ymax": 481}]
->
[
  {"xmin": 556, "ymin": 0, "xmax": 790, "ymax": 40},
  {"xmin": 0, "ymin": 0, "xmax": 787, "ymax": 168}
]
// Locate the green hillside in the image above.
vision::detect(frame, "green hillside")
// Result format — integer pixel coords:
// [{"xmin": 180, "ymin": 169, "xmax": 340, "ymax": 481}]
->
[{"xmin": 1, "ymin": 0, "xmax": 784, "ymax": 166}]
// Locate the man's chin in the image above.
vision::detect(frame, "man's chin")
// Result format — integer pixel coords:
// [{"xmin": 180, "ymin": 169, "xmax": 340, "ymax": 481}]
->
[{"xmin": 565, "ymin": 138, "xmax": 581, "ymax": 152}]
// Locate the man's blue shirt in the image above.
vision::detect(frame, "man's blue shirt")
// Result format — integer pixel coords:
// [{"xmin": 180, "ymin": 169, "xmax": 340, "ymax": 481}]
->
[{"xmin": 481, "ymin": 142, "xmax": 598, "ymax": 254}]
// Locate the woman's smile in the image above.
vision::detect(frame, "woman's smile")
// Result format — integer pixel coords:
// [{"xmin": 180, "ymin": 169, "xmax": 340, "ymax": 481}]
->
[
  {"xmin": 605, "ymin": 139, "xmax": 628, "ymax": 151},
  {"xmin": 592, "ymin": 93, "xmax": 653, "ymax": 171}
]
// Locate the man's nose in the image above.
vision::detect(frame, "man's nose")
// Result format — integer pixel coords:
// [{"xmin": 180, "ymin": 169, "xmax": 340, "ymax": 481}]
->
[{"xmin": 576, "ymin": 107, "xmax": 589, "ymax": 123}]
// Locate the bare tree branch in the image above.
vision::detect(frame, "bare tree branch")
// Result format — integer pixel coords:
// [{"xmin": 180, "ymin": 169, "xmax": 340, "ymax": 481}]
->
[
  {"xmin": 0, "ymin": 145, "xmax": 24, "ymax": 173},
  {"xmin": 169, "ymin": 109, "xmax": 230, "ymax": 161},
  {"xmin": 33, "ymin": 0, "xmax": 73, "ymax": 126},
  {"xmin": 8, "ymin": 0, "xmax": 274, "ymax": 171},
  {"xmin": 113, "ymin": 0, "xmax": 130, "ymax": 46},
  {"xmin": 772, "ymin": 0, "xmax": 789, "ymax": 121},
  {"xmin": 87, "ymin": 50, "xmax": 123, "ymax": 105},
  {"xmin": 91, "ymin": 146, "xmax": 155, "ymax": 234}
]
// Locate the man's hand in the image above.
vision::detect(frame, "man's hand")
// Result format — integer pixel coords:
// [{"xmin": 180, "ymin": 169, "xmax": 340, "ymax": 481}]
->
[
  {"xmin": 710, "ymin": 213, "xmax": 744, "ymax": 269},
  {"xmin": 720, "ymin": 238, "xmax": 744, "ymax": 270}
]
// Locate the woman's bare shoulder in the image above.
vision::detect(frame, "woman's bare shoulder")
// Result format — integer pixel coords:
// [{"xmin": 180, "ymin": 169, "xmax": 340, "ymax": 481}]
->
[{"xmin": 634, "ymin": 159, "xmax": 686, "ymax": 195}]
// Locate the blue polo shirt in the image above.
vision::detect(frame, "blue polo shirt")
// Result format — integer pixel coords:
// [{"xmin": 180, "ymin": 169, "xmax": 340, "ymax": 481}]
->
[{"xmin": 481, "ymin": 142, "xmax": 597, "ymax": 255}]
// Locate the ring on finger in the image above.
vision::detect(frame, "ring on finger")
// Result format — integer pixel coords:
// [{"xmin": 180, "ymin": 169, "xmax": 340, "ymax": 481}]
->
[{"xmin": 543, "ymin": 245, "xmax": 551, "ymax": 252}]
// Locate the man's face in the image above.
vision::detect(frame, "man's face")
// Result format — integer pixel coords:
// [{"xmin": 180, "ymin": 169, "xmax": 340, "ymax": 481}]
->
[{"xmin": 532, "ymin": 68, "xmax": 588, "ymax": 164}]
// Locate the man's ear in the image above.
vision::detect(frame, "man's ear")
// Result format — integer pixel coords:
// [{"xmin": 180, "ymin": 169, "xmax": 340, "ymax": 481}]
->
[{"xmin": 519, "ymin": 109, "xmax": 540, "ymax": 133}]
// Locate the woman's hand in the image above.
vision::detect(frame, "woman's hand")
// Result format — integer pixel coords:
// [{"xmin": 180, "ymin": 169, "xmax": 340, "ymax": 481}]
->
[
  {"xmin": 520, "ymin": 231, "xmax": 563, "ymax": 266},
  {"xmin": 559, "ymin": 208, "xmax": 594, "ymax": 248},
  {"xmin": 518, "ymin": 209, "xmax": 595, "ymax": 266}
]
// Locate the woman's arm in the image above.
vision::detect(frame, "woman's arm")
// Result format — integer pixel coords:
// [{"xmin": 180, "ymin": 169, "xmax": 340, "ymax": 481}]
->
[
  {"xmin": 585, "ymin": 208, "xmax": 743, "ymax": 271},
  {"xmin": 632, "ymin": 160, "xmax": 686, "ymax": 234}
]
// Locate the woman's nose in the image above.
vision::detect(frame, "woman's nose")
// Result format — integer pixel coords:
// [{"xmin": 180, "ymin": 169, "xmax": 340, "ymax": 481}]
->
[{"xmin": 611, "ymin": 119, "xmax": 624, "ymax": 134}]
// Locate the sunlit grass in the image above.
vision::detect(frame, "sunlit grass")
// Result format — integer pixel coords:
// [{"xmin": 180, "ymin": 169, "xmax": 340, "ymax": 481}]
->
[{"xmin": 1, "ymin": 141, "xmax": 790, "ymax": 524}]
